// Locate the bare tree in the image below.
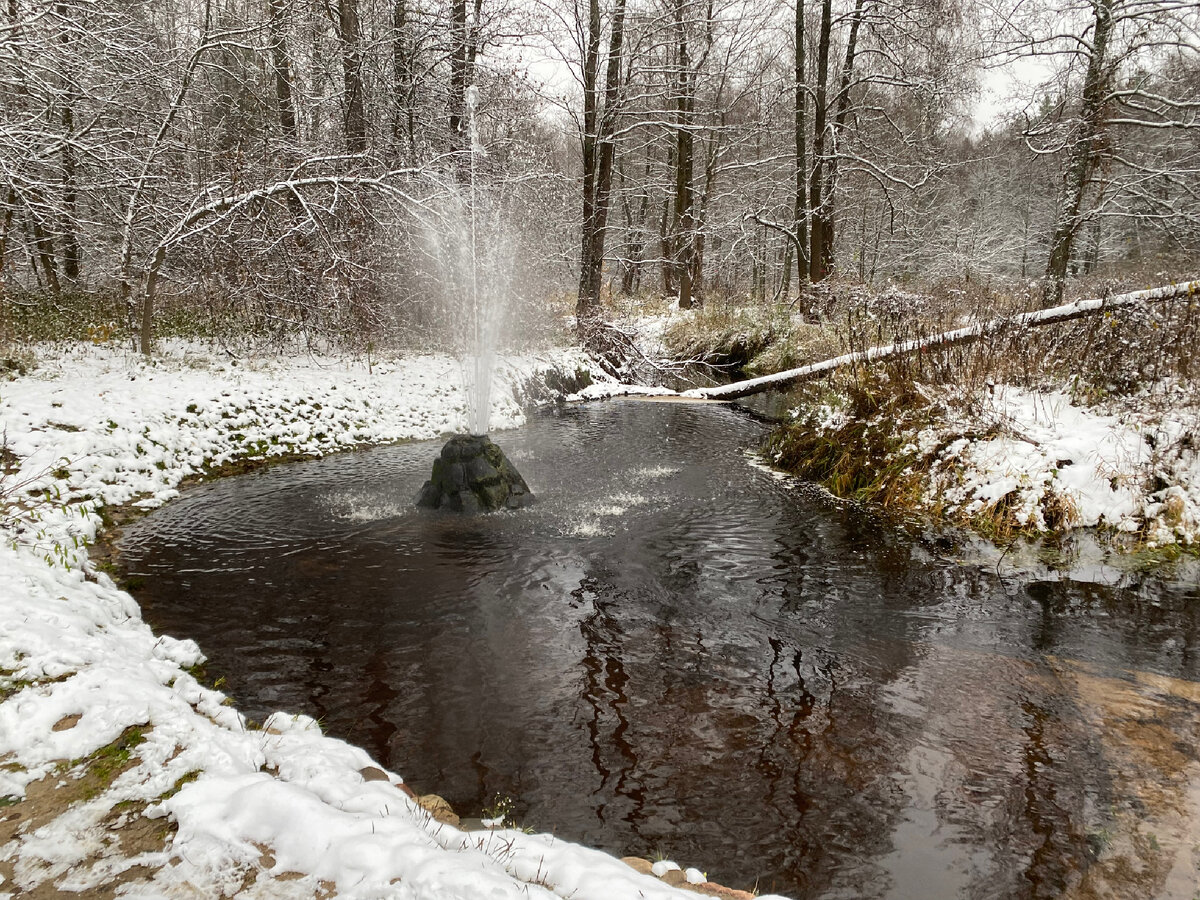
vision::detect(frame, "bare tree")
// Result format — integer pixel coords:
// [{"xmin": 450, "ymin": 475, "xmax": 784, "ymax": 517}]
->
[
  {"xmin": 992, "ymin": 0, "xmax": 1200, "ymax": 304},
  {"xmin": 338, "ymin": 0, "xmax": 367, "ymax": 156},
  {"xmin": 577, "ymin": 0, "xmax": 627, "ymax": 321}
]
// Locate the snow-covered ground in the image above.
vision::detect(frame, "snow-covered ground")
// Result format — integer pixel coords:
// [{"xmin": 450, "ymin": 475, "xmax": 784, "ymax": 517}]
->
[
  {"xmin": 0, "ymin": 342, "xmax": 771, "ymax": 899},
  {"xmin": 791, "ymin": 381, "xmax": 1200, "ymax": 546},
  {"xmin": 931, "ymin": 385, "xmax": 1200, "ymax": 544}
]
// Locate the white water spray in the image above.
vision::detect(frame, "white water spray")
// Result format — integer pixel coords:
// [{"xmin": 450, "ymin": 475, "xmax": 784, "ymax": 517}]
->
[
  {"xmin": 461, "ymin": 85, "xmax": 496, "ymax": 436},
  {"xmin": 417, "ymin": 84, "xmax": 512, "ymax": 436}
]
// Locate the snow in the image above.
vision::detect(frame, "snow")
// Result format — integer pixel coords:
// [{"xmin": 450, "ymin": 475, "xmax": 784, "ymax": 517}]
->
[
  {"xmin": 568, "ymin": 381, "xmax": 677, "ymax": 401},
  {"xmin": 0, "ymin": 342, "xmax": 780, "ymax": 899},
  {"xmin": 930, "ymin": 386, "xmax": 1200, "ymax": 542},
  {"xmin": 784, "ymin": 379, "xmax": 1200, "ymax": 545}
]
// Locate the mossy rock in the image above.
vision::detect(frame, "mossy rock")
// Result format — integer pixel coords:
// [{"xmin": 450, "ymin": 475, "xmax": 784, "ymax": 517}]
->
[{"xmin": 416, "ymin": 434, "xmax": 534, "ymax": 513}]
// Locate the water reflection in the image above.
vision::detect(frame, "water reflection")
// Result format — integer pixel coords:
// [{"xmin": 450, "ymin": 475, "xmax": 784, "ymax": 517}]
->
[{"xmin": 118, "ymin": 400, "xmax": 1200, "ymax": 898}]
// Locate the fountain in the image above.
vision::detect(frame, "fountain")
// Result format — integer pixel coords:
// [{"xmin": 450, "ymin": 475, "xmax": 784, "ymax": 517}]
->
[{"xmin": 416, "ymin": 85, "xmax": 534, "ymax": 513}]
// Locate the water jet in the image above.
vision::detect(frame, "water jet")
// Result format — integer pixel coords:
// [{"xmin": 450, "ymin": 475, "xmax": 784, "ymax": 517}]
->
[{"xmin": 415, "ymin": 84, "xmax": 534, "ymax": 513}]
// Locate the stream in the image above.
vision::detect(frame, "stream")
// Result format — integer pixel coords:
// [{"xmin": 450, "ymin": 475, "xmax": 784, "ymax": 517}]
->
[{"xmin": 118, "ymin": 398, "xmax": 1200, "ymax": 899}]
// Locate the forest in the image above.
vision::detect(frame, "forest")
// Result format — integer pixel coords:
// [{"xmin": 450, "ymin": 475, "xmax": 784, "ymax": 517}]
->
[
  {"xmin": 5, "ymin": 2, "xmax": 1200, "ymax": 897},
  {"xmin": 1, "ymin": 0, "xmax": 1197, "ymax": 357}
]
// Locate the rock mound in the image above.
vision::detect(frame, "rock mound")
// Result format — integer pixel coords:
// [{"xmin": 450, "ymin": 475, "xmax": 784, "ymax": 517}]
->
[{"xmin": 416, "ymin": 434, "xmax": 534, "ymax": 513}]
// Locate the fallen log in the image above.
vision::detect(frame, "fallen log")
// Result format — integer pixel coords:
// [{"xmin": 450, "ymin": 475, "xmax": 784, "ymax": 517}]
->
[{"xmin": 682, "ymin": 280, "xmax": 1200, "ymax": 401}]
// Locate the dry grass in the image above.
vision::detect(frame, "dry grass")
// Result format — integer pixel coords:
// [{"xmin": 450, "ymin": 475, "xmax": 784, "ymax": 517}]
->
[{"xmin": 691, "ymin": 271, "xmax": 1200, "ymax": 540}]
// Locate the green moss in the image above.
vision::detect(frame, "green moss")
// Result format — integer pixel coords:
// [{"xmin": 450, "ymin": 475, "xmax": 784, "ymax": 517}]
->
[
  {"xmin": 73, "ymin": 725, "xmax": 147, "ymax": 799},
  {"xmin": 158, "ymin": 769, "xmax": 201, "ymax": 800}
]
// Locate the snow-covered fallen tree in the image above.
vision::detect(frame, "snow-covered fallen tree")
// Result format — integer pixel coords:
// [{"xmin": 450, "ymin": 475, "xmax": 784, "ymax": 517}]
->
[{"xmin": 687, "ymin": 280, "xmax": 1200, "ymax": 401}]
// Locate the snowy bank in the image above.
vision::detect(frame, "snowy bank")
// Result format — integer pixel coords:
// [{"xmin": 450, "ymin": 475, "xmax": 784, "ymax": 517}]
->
[
  {"xmin": 772, "ymin": 380, "xmax": 1200, "ymax": 548},
  {"xmin": 0, "ymin": 343, "xmax": 775, "ymax": 899}
]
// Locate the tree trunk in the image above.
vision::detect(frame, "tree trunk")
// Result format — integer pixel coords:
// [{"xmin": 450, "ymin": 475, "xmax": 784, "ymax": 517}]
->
[
  {"xmin": 141, "ymin": 244, "xmax": 168, "ymax": 356},
  {"xmin": 659, "ymin": 198, "xmax": 674, "ymax": 294},
  {"xmin": 576, "ymin": 0, "xmax": 601, "ymax": 321},
  {"xmin": 1042, "ymin": 0, "xmax": 1115, "ymax": 306},
  {"xmin": 619, "ymin": 160, "xmax": 649, "ymax": 295},
  {"xmin": 577, "ymin": 0, "xmax": 627, "ymax": 320},
  {"xmin": 814, "ymin": 0, "xmax": 865, "ymax": 279},
  {"xmin": 268, "ymin": 0, "xmax": 307, "ymax": 230},
  {"xmin": 57, "ymin": 0, "xmax": 80, "ymax": 282},
  {"xmin": 391, "ymin": 0, "xmax": 417, "ymax": 160},
  {"xmin": 793, "ymin": 0, "xmax": 808, "ymax": 287},
  {"xmin": 691, "ymin": 131, "xmax": 719, "ymax": 298},
  {"xmin": 268, "ymin": 0, "xmax": 299, "ymax": 144},
  {"xmin": 807, "ymin": 0, "xmax": 831, "ymax": 282},
  {"xmin": 27, "ymin": 205, "xmax": 61, "ymax": 296},
  {"xmin": 0, "ymin": 188, "xmax": 16, "ymax": 278},
  {"xmin": 338, "ymin": 0, "xmax": 367, "ymax": 156},
  {"xmin": 449, "ymin": 0, "xmax": 468, "ymax": 150},
  {"xmin": 672, "ymin": 0, "xmax": 695, "ymax": 309}
]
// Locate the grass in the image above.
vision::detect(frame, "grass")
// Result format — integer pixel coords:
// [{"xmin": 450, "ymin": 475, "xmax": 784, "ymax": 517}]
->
[
  {"xmin": 0, "ymin": 667, "xmax": 75, "ymax": 702},
  {"xmin": 765, "ymin": 371, "xmax": 932, "ymax": 511},
  {"xmin": 69, "ymin": 726, "xmax": 148, "ymax": 801},
  {"xmin": 157, "ymin": 769, "xmax": 201, "ymax": 801}
]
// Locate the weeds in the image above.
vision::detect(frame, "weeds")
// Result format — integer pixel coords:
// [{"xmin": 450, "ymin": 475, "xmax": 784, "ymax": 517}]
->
[
  {"xmin": 0, "ymin": 287, "xmax": 125, "ymax": 345},
  {"xmin": 482, "ymin": 793, "xmax": 516, "ymax": 824},
  {"xmin": 766, "ymin": 371, "xmax": 933, "ymax": 511}
]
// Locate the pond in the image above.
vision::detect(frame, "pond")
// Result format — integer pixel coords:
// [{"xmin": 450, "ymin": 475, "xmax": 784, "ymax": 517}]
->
[{"xmin": 118, "ymin": 398, "xmax": 1200, "ymax": 899}]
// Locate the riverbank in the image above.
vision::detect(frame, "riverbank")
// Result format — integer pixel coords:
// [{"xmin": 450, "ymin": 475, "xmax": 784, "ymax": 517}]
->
[
  {"xmin": 765, "ymin": 377, "xmax": 1200, "ymax": 552},
  {"xmin": 624, "ymin": 284, "xmax": 1200, "ymax": 552},
  {"xmin": 0, "ymin": 341, "xmax": 777, "ymax": 899}
]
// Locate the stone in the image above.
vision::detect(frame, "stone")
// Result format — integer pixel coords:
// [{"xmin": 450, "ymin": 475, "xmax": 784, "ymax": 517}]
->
[
  {"xmin": 359, "ymin": 767, "xmax": 415, "ymax": 798},
  {"xmin": 464, "ymin": 454, "xmax": 499, "ymax": 484},
  {"xmin": 458, "ymin": 817, "xmax": 505, "ymax": 832},
  {"xmin": 416, "ymin": 434, "xmax": 534, "ymax": 513},
  {"xmin": 620, "ymin": 857, "xmax": 654, "ymax": 876},
  {"xmin": 682, "ymin": 883, "xmax": 758, "ymax": 899},
  {"xmin": 662, "ymin": 869, "xmax": 688, "ymax": 887},
  {"xmin": 416, "ymin": 794, "xmax": 460, "ymax": 827}
]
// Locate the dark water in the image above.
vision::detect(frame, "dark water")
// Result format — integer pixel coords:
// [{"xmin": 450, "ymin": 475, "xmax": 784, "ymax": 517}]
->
[{"xmin": 119, "ymin": 399, "xmax": 1200, "ymax": 899}]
